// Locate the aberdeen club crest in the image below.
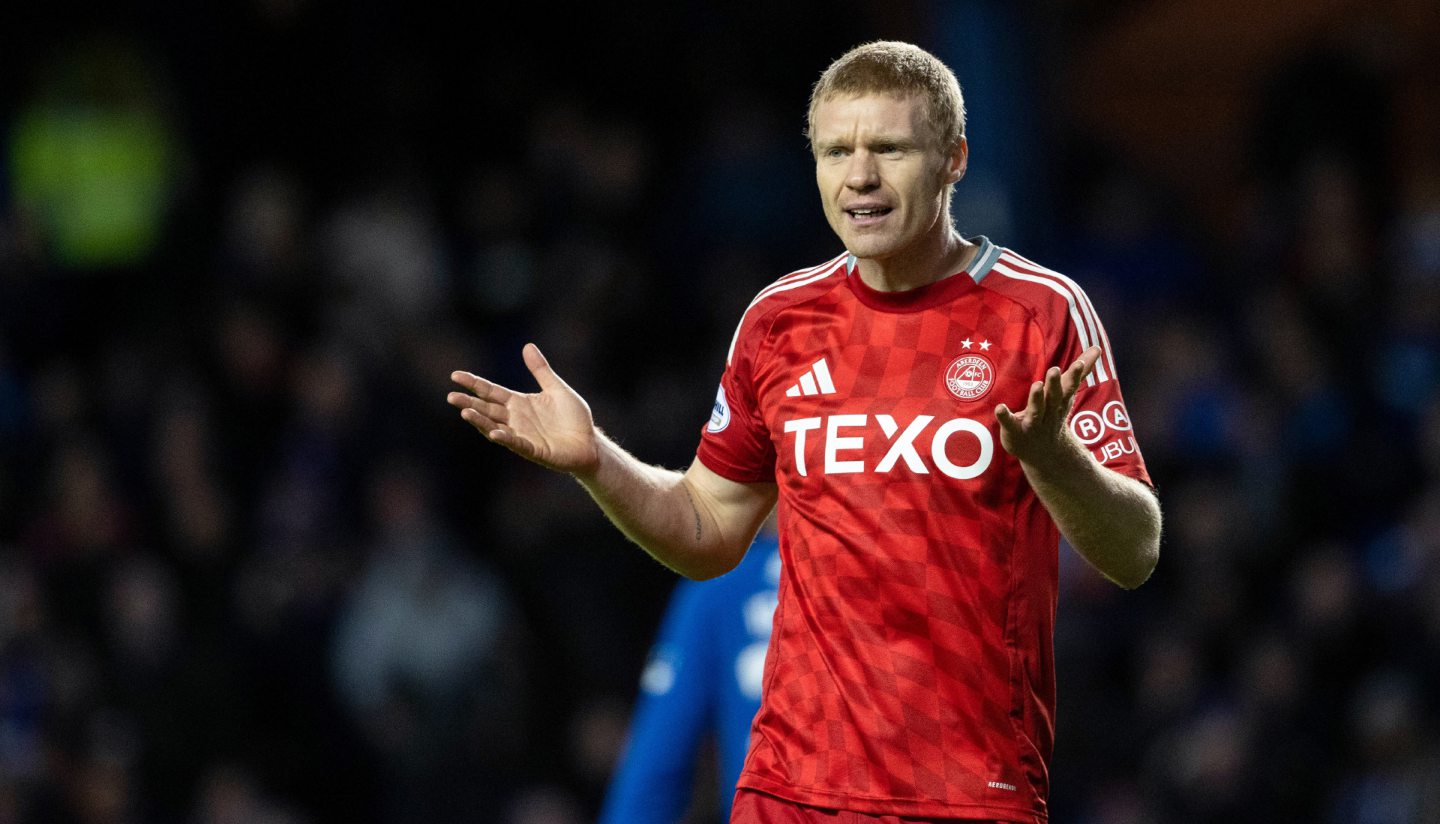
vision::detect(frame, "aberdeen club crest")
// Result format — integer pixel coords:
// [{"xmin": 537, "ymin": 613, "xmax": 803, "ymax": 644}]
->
[{"xmin": 945, "ymin": 354, "xmax": 994, "ymax": 401}]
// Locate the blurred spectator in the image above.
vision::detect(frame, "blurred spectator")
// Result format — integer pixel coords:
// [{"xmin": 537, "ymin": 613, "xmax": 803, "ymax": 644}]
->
[
  {"xmin": 503, "ymin": 784, "xmax": 588, "ymax": 824},
  {"xmin": 0, "ymin": 552, "xmax": 50, "ymax": 788},
  {"xmin": 318, "ymin": 179, "xmax": 448, "ymax": 354},
  {"xmin": 191, "ymin": 764, "xmax": 310, "ymax": 824},
  {"xmin": 8, "ymin": 34, "xmax": 181, "ymax": 272},
  {"xmin": 331, "ymin": 456, "xmax": 528, "ymax": 822},
  {"xmin": 1327, "ymin": 671, "xmax": 1440, "ymax": 823}
]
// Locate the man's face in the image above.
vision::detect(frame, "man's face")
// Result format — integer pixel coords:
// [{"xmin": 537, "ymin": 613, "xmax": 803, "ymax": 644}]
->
[{"xmin": 812, "ymin": 92, "xmax": 965, "ymax": 262}]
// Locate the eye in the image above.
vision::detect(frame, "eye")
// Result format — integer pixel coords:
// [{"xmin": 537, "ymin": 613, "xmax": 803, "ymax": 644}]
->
[{"xmin": 825, "ymin": 147, "xmax": 849, "ymax": 159}]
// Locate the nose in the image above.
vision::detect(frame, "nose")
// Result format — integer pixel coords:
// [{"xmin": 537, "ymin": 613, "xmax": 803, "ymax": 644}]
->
[{"xmin": 845, "ymin": 150, "xmax": 879, "ymax": 192}]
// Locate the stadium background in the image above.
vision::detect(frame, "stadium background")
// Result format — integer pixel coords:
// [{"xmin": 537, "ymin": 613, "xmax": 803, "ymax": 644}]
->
[{"xmin": 2, "ymin": 0, "xmax": 1438, "ymax": 821}]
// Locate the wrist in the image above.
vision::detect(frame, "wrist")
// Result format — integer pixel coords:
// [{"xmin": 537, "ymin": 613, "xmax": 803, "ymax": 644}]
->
[
  {"xmin": 1019, "ymin": 431, "xmax": 1092, "ymax": 480},
  {"xmin": 570, "ymin": 426, "xmax": 611, "ymax": 484}
]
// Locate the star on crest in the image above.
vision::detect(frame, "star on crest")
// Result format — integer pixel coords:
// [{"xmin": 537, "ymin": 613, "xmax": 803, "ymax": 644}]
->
[
  {"xmin": 961, "ymin": 338, "xmax": 973, "ymax": 349},
  {"xmin": 979, "ymin": 339, "xmax": 993, "ymax": 351}
]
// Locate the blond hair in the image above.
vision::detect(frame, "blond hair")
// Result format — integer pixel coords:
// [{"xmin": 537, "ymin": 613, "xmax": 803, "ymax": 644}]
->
[{"xmin": 806, "ymin": 41, "xmax": 966, "ymax": 152}]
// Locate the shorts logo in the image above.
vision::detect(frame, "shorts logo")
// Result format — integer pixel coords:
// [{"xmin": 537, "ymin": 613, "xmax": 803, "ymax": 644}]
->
[
  {"xmin": 945, "ymin": 354, "xmax": 995, "ymax": 401},
  {"xmin": 707, "ymin": 385, "xmax": 731, "ymax": 433}
]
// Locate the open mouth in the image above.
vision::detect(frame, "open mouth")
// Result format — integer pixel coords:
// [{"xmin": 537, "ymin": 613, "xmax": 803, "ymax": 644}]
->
[{"xmin": 846, "ymin": 207, "xmax": 892, "ymax": 221}]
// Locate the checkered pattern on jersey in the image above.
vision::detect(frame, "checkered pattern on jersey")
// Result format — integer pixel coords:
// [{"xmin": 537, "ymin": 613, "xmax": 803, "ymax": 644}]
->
[
  {"xmin": 731, "ymin": 274, "xmax": 1053, "ymax": 820},
  {"xmin": 698, "ymin": 244, "xmax": 1146, "ymax": 821}
]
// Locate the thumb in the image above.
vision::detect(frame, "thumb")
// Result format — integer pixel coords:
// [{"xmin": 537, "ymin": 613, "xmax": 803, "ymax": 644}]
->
[{"xmin": 523, "ymin": 343, "xmax": 564, "ymax": 391}]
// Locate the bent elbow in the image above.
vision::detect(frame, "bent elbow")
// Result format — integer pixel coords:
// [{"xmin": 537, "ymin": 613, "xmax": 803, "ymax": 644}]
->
[
  {"xmin": 1116, "ymin": 533, "xmax": 1160, "ymax": 590},
  {"xmin": 1117, "ymin": 495, "xmax": 1162, "ymax": 589},
  {"xmin": 1116, "ymin": 549, "xmax": 1158, "ymax": 589},
  {"xmin": 675, "ymin": 542, "xmax": 748, "ymax": 581},
  {"xmin": 683, "ymin": 562, "xmax": 729, "ymax": 582}
]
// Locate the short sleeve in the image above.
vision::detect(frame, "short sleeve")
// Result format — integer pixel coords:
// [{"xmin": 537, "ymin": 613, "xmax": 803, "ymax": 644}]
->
[
  {"xmin": 1052, "ymin": 293, "xmax": 1153, "ymax": 488},
  {"xmin": 696, "ymin": 308, "xmax": 776, "ymax": 483}
]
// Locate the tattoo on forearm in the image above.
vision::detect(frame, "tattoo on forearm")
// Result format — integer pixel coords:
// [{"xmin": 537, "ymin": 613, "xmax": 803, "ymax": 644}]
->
[{"xmin": 681, "ymin": 484, "xmax": 703, "ymax": 542}]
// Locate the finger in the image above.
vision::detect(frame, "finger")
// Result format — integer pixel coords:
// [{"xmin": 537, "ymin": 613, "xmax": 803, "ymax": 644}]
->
[
  {"xmin": 448, "ymin": 392, "xmax": 510, "ymax": 423},
  {"xmin": 1059, "ymin": 358, "xmax": 1087, "ymax": 397},
  {"xmin": 522, "ymin": 344, "xmax": 565, "ymax": 392},
  {"xmin": 1024, "ymin": 380, "xmax": 1045, "ymax": 417},
  {"xmin": 451, "ymin": 371, "xmax": 512, "ymax": 404},
  {"xmin": 460, "ymin": 407, "xmax": 504, "ymax": 435},
  {"xmin": 1073, "ymin": 346, "xmax": 1102, "ymax": 384},
  {"xmin": 461, "ymin": 411, "xmax": 539, "ymax": 458},
  {"xmin": 1057, "ymin": 346, "xmax": 1102, "ymax": 401},
  {"xmin": 487, "ymin": 426, "xmax": 538, "ymax": 460},
  {"xmin": 1043, "ymin": 366, "xmax": 1065, "ymax": 418}
]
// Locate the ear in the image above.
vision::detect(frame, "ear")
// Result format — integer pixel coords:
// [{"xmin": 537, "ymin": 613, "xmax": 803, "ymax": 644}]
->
[{"xmin": 946, "ymin": 137, "xmax": 969, "ymax": 185}]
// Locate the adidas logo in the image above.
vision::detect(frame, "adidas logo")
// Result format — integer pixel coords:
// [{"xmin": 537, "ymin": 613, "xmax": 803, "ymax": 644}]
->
[{"xmin": 785, "ymin": 358, "xmax": 836, "ymax": 397}]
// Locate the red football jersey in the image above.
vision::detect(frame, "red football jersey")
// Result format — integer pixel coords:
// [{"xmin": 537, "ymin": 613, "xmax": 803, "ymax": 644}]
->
[{"xmin": 696, "ymin": 238, "xmax": 1150, "ymax": 822}]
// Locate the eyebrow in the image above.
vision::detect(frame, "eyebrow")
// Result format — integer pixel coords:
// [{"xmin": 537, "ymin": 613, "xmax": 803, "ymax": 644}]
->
[
  {"xmin": 868, "ymin": 137, "xmax": 918, "ymax": 149},
  {"xmin": 814, "ymin": 136, "xmax": 920, "ymax": 151}
]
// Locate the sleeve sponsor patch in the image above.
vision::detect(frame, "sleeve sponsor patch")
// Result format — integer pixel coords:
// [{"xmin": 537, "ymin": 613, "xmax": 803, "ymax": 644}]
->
[{"xmin": 707, "ymin": 385, "xmax": 731, "ymax": 433}]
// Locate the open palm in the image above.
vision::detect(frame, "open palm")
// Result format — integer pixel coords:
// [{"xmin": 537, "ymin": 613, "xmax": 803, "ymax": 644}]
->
[
  {"xmin": 448, "ymin": 343, "xmax": 600, "ymax": 475},
  {"xmin": 994, "ymin": 346, "xmax": 1102, "ymax": 465}
]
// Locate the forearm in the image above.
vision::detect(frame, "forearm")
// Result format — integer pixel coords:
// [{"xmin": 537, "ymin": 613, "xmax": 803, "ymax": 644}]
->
[
  {"xmin": 574, "ymin": 429, "xmax": 758, "ymax": 580},
  {"xmin": 1020, "ymin": 437, "xmax": 1161, "ymax": 589}
]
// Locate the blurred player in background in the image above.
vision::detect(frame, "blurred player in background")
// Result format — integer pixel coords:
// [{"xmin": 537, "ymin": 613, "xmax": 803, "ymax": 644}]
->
[
  {"xmin": 597, "ymin": 523, "xmax": 779, "ymax": 824},
  {"xmin": 450, "ymin": 40, "xmax": 1160, "ymax": 823}
]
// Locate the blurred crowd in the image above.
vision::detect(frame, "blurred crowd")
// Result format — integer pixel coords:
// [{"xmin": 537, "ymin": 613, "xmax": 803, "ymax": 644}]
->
[{"xmin": 2, "ymin": 2, "xmax": 1438, "ymax": 823}]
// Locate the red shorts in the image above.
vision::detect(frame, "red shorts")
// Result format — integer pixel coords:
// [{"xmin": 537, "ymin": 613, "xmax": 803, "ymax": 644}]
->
[{"xmin": 730, "ymin": 789, "xmax": 1013, "ymax": 824}]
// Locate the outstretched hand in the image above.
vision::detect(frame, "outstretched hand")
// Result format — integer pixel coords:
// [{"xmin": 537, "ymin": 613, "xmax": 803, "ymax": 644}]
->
[
  {"xmin": 995, "ymin": 346, "xmax": 1102, "ymax": 467},
  {"xmin": 448, "ymin": 343, "xmax": 601, "ymax": 475}
]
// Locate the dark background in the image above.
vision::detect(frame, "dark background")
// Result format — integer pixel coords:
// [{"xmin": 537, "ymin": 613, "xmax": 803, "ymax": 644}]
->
[{"xmin": 2, "ymin": 1, "xmax": 1438, "ymax": 822}]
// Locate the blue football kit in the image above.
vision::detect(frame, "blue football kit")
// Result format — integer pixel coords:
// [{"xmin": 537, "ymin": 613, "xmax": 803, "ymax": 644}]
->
[{"xmin": 598, "ymin": 532, "xmax": 780, "ymax": 824}]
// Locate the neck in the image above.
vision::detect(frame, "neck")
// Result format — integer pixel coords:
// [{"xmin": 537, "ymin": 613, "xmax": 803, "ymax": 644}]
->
[{"xmin": 853, "ymin": 222, "xmax": 976, "ymax": 293}]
